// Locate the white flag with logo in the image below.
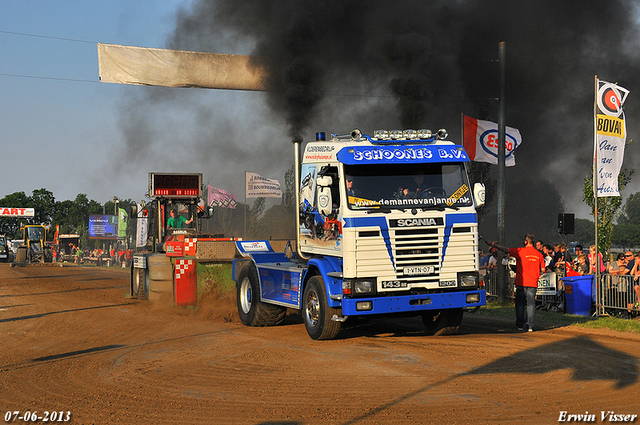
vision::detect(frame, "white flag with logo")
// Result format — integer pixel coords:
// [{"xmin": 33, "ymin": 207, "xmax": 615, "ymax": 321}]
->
[
  {"xmin": 136, "ymin": 204, "xmax": 148, "ymax": 248},
  {"xmin": 245, "ymin": 172, "xmax": 282, "ymax": 198},
  {"xmin": 463, "ymin": 115, "xmax": 522, "ymax": 167},
  {"xmin": 595, "ymin": 79, "xmax": 629, "ymax": 197}
]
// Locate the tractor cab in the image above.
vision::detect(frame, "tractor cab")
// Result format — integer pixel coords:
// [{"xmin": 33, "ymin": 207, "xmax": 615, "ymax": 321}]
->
[{"xmin": 16, "ymin": 224, "xmax": 53, "ymax": 263}]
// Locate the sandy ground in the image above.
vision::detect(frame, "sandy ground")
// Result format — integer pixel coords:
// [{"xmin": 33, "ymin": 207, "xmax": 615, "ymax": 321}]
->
[{"xmin": 1, "ymin": 263, "xmax": 639, "ymax": 425}]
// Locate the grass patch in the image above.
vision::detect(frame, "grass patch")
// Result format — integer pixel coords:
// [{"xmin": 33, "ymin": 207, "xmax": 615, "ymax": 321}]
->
[
  {"xmin": 197, "ymin": 262, "xmax": 235, "ymax": 299},
  {"xmin": 573, "ymin": 316, "xmax": 640, "ymax": 333},
  {"xmin": 475, "ymin": 300, "xmax": 640, "ymax": 333}
]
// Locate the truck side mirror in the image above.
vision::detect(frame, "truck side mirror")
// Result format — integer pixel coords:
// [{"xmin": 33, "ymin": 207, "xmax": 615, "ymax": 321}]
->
[
  {"xmin": 316, "ymin": 176, "xmax": 333, "ymax": 216},
  {"xmin": 473, "ymin": 183, "xmax": 486, "ymax": 209}
]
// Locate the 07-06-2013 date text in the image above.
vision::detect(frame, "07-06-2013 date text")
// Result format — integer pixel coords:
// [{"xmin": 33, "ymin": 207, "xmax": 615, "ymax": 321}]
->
[{"xmin": 4, "ymin": 411, "xmax": 71, "ymax": 422}]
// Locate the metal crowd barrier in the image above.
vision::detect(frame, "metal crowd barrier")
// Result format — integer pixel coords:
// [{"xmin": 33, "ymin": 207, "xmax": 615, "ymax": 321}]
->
[
  {"xmin": 484, "ymin": 268, "xmax": 640, "ymax": 318},
  {"xmin": 597, "ymin": 274, "xmax": 640, "ymax": 317},
  {"xmin": 483, "ymin": 267, "xmax": 515, "ymax": 300}
]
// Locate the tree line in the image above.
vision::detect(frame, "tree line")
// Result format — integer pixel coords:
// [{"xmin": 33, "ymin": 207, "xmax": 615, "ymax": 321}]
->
[
  {"xmin": 4, "ymin": 166, "xmax": 639, "ymax": 256},
  {"xmin": 0, "ymin": 189, "xmax": 136, "ymax": 250},
  {"xmin": 0, "ymin": 167, "xmax": 298, "ymax": 249}
]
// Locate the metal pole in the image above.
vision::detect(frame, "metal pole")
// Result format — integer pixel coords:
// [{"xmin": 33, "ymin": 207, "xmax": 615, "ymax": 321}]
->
[
  {"xmin": 593, "ymin": 75, "xmax": 601, "ymax": 316},
  {"xmin": 497, "ymin": 41, "xmax": 507, "ymax": 303},
  {"xmin": 293, "ymin": 139, "xmax": 310, "ymax": 260}
]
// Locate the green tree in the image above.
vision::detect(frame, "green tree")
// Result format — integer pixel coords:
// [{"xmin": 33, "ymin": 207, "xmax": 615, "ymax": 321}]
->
[
  {"xmin": 573, "ymin": 218, "xmax": 595, "ymax": 247},
  {"xmin": 282, "ymin": 165, "xmax": 296, "ymax": 208},
  {"xmin": 248, "ymin": 197, "xmax": 265, "ymax": 238},
  {"xmin": 31, "ymin": 188, "xmax": 56, "ymax": 225},
  {"xmin": 0, "ymin": 191, "xmax": 30, "ymax": 237},
  {"xmin": 583, "ymin": 169, "xmax": 634, "ymax": 258},
  {"xmin": 612, "ymin": 223, "xmax": 640, "ymax": 250},
  {"xmin": 51, "ymin": 200, "xmax": 74, "ymax": 233},
  {"xmin": 259, "ymin": 204, "xmax": 295, "ymax": 239},
  {"xmin": 618, "ymin": 191, "xmax": 640, "ymax": 225}
]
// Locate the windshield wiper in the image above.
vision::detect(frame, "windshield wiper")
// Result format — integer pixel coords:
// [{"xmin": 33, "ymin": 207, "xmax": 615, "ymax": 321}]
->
[
  {"xmin": 419, "ymin": 205, "xmax": 460, "ymax": 212},
  {"xmin": 366, "ymin": 208, "xmax": 393, "ymax": 214}
]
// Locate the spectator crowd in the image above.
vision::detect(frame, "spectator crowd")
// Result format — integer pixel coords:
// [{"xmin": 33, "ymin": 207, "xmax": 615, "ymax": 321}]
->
[{"xmin": 478, "ymin": 241, "xmax": 640, "ymax": 316}]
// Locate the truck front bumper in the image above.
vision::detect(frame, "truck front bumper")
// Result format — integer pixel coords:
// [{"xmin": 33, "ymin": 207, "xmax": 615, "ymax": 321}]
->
[{"xmin": 341, "ymin": 290, "xmax": 486, "ymax": 316}]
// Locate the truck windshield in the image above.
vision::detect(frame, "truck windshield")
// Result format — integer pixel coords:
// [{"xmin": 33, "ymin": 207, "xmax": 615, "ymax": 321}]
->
[{"xmin": 344, "ymin": 163, "xmax": 473, "ymax": 210}]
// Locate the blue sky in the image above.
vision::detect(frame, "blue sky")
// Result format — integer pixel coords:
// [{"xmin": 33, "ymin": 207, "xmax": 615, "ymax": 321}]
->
[{"xmin": 0, "ymin": 0, "xmax": 191, "ymax": 205}]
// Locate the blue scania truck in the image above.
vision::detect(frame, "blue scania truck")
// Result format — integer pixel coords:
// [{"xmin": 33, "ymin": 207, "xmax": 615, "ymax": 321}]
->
[{"xmin": 233, "ymin": 128, "xmax": 486, "ymax": 339}]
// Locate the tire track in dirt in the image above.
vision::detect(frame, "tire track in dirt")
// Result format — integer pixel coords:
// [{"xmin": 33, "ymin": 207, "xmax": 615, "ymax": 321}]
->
[{"xmin": 1, "ymin": 264, "xmax": 639, "ymax": 424}]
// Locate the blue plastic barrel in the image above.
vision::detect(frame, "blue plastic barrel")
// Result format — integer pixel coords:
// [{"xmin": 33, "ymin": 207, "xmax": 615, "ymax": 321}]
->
[{"xmin": 561, "ymin": 275, "xmax": 594, "ymax": 316}]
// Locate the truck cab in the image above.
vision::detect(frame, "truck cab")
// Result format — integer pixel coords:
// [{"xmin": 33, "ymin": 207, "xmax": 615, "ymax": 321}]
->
[{"xmin": 234, "ymin": 128, "xmax": 486, "ymax": 340}]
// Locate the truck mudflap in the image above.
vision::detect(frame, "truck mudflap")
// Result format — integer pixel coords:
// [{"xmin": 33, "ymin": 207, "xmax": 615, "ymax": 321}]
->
[{"xmin": 341, "ymin": 290, "xmax": 486, "ymax": 316}]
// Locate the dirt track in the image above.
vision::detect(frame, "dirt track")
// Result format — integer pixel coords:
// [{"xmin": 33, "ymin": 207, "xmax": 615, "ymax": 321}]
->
[{"xmin": 1, "ymin": 263, "xmax": 639, "ymax": 425}]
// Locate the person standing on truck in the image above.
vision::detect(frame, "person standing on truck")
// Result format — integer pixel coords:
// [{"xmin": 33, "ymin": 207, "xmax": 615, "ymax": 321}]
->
[
  {"xmin": 481, "ymin": 234, "xmax": 545, "ymax": 332},
  {"xmin": 167, "ymin": 209, "xmax": 193, "ymax": 229}
]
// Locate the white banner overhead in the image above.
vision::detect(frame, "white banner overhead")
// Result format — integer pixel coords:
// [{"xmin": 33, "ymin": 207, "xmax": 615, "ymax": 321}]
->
[
  {"xmin": 97, "ymin": 43, "xmax": 269, "ymax": 91},
  {"xmin": 594, "ymin": 79, "xmax": 629, "ymax": 197},
  {"xmin": 0, "ymin": 207, "xmax": 35, "ymax": 217},
  {"xmin": 245, "ymin": 172, "xmax": 282, "ymax": 199}
]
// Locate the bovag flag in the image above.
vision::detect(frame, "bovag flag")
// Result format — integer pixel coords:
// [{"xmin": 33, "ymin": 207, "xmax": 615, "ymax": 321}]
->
[
  {"xmin": 462, "ymin": 115, "xmax": 522, "ymax": 166},
  {"xmin": 245, "ymin": 172, "xmax": 282, "ymax": 198},
  {"xmin": 595, "ymin": 79, "xmax": 630, "ymax": 197}
]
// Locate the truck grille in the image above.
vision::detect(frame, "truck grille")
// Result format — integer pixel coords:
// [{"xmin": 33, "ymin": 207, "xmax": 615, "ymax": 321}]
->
[
  {"xmin": 393, "ymin": 227, "xmax": 440, "ymax": 284},
  {"xmin": 353, "ymin": 219, "xmax": 475, "ymax": 288}
]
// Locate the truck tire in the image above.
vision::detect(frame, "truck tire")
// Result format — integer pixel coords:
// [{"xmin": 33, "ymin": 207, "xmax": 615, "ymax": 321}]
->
[
  {"xmin": 16, "ymin": 247, "xmax": 27, "ymax": 264},
  {"xmin": 236, "ymin": 263, "xmax": 286, "ymax": 327},
  {"xmin": 131, "ymin": 266, "xmax": 149, "ymax": 300},
  {"xmin": 44, "ymin": 248, "xmax": 53, "ymax": 263},
  {"xmin": 421, "ymin": 308, "xmax": 463, "ymax": 336},
  {"xmin": 302, "ymin": 275, "xmax": 341, "ymax": 340}
]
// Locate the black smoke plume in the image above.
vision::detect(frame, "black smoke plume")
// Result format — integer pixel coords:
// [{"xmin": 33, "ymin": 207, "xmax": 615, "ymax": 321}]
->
[{"xmin": 118, "ymin": 0, "xmax": 640, "ymax": 245}]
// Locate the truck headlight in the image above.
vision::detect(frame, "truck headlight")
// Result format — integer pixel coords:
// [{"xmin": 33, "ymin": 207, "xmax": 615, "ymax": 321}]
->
[
  {"xmin": 458, "ymin": 272, "xmax": 478, "ymax": 288},
  {"xmin": 343, "ymin": 278, "xmax": 377, "ymax": 296},
  {"xmin": 355, "ymin": 280, "xmax": 374, "ymax": 294}
]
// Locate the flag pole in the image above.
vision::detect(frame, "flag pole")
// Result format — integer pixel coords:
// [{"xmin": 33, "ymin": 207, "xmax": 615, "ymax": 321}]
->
[
  {"xmin": 593, "ymin": 75, "xmax": 601, "ymax": 316},
  {"xmin": 244, "ymin": 171, "xmax": 247, "ymax": 240},
  {"xmin": 497, "ymin": 41, "xmax": 507, "ymax": 303}
]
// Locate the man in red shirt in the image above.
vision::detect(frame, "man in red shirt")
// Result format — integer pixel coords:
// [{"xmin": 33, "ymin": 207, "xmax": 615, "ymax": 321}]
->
[{"xmin": 482, "ymin": 234, "xmax": 545, "ymax": 332}]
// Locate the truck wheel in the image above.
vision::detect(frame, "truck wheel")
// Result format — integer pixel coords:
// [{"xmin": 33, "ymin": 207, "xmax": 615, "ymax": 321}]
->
[
  {"xmin": 237, "ymin": 263, "xmax": 286, "ymax": 326},
  {"xmin": 44, "ymin": 249, "xmax": 53, "ymax": 263},
  {"xmin": 421, "ymin": 308, "xmax": 463, "ymax": 336},
  {"xmin": 136, "ymin": 268, "xmax": 149, "ymax": 300},
  {"xmin": 16, "ymin": 247, "xmax": 27, "ymax": 264},
  {"xmin": 302, "ymin": 276, "xmax": 341, "ymax": 340},
  {"xmin": 131, "ymin": 265, "xmax": 149, "ymax": 300}
]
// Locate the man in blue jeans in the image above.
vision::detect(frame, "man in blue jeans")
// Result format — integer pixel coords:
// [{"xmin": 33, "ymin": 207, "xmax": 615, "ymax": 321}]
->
[{"xmin": 482, "ymin": 234, "xmax": 545, "ymax": 332}]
